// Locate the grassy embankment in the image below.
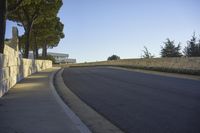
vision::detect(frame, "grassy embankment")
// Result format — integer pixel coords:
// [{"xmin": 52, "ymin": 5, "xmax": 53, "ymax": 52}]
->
[{"xmin": 55, "ymin": 57, "xmax": 200, "ymax": 75}]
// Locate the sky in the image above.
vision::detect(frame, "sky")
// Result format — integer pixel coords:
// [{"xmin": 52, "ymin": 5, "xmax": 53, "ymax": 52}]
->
[{"xmin": 5, "ymin": 0, "xmax": 200, "ymax": 62}]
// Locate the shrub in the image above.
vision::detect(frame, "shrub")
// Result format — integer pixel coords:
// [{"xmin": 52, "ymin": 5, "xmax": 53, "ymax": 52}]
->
[
  {"xmin": 141, "ymin": 46, "xmax": 154, "ymax": 58},
  {"xmin": 107, "ymin": 54, "xmax": 120, "ymax": 61}
]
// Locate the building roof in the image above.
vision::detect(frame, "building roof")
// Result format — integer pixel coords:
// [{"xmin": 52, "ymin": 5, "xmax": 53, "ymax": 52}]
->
[{"xmin": 48, "ymin": 52, "xmax": 69, "ymax": 57}]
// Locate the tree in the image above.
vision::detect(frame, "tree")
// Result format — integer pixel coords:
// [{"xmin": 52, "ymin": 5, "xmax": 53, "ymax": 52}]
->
[
  {"xmin": 0, "ymin": 0, "xmax": 23, "ymax": 54},
  {"xmin": 107, "ymin": 55, "xmax": 120, "ymax": 61},
  {"xmin": 161, "ymin": 38, "xmax": 182, "ymax": 57},
  {"xmin": 0, "ymin": 0, "xmax": 7, "ymax": 54},
  {"xmin": 7, "ymin": 0, "xmax": 63, "ymax": 58},
  {"xmin": 184, "ymin": 33, "xmax": 200, "ymax": 57},
  {"xmin": 141, "ymin": 46, "xmax": 154, "ymax": 58},
  {"xmin": 30, "ymin": 17, "xmax": 64, "ymax": 57},
  {"xmin": 19, "ymin": 17, "xmax": 64, "ymax": 58},
  {"xmin": 198, "ymin": 38, "xmax": 200, "ymax": 54},
  {"xmin": 40, "ymin": 17, "xmax": 64, "ymax": 57}
]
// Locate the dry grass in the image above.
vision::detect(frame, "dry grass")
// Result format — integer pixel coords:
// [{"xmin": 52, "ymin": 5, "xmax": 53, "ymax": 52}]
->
[{"xmin": 59, "ymin": 57, "xmax": 200, "ymax": 75}]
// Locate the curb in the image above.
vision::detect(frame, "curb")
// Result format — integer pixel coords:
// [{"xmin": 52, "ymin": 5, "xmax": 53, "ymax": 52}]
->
[{"xmin": 49, "ymin": 67, "xmax": 92, "ymax": 133}]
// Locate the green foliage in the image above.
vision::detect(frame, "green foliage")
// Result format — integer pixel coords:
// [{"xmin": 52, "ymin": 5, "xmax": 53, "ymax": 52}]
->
[
  {"xmin": 43, "ymin": 17, "xmax": 64, "ymax": 48},
  {"xmin": 18, "ymin": 35, "xmax": 25, "ymax": 53},
  {"xmin": 184, "ymin": 33, "xmax": 200, "ymax": 57},
  {"xmin": 31, "ymin": 17, "xmax": 64, "ymax": 49},
  {"xmin": 7, "ymin": 0, "xmax": 23, "ymax": 12},
  {"xmin": 7, "ymin": 0, "xmax": 63, "ymax": 58},
  {"xmin": 107, "ymin": 55, "xmax": 120, "ymax": 61},
  {"xmin": 19, "ymin": 16, "xmax": 65, "ymax": 57},
  {"xmin": 7, "ymin": 0, "xmax": 62, "ymax": 25},
  {"xmin": 161, "ymin": 38, "xmax": 182, "ymax": 57},
  {"xmin": 142, "ymin": 46, "xmax": 154, "ymax": 58}
]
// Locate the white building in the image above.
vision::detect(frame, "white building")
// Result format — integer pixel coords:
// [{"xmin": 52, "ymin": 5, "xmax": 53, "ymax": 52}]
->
[{"xmin": 48, "ymin": 52, "xmax": 76, "ymax": 64}]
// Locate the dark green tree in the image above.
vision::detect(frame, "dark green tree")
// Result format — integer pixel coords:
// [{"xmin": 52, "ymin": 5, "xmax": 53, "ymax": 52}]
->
[
  {"xmin": 41, "ymin": 17, "xmax": 64, "ymax": 57},
  {"xmin": 184, "ymin": 33, "xmax": 200, "ymax": 57},
  {"xmin": 107, "ymin": 55, "xmax": 120, "ymax": 61},
  {"xmin": 198, "ymin": 38, "xmax": 200, "ymax": 54},
  {"xmin": 161, "ymin": 38, "xmax": 182, "ymax": 57},
  {"xmin": 19, "ymin": 17, "xmax": 64, "ymax": 58},
  {"xmin": 7, "ymin": 0, "xmax": 63, "ymax": 58}
]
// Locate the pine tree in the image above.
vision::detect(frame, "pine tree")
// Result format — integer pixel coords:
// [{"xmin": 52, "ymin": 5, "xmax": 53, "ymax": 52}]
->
[
  {"xmin": 161, "ymin": 38, "xmax": 182, "ymax": 57},
  {"xmin": 184, "ymin": 33, "xmax": 200, "ymax": 57},
  {"xmin": 7, "ymin": 0, "xmax": 63, "ymax": 58}
]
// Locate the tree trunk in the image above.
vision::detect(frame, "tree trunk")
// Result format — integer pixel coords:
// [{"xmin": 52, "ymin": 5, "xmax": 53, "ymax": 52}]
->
[
  {"xmin": 0, "ymin": 0, "xmax": 7, "ymax": 54},
  {"xmin": 35, "ymin": 44, "xmax": 38, "ymax": 59},
  {"xmin": 18, "ymin": 36, "xmax": 21, "ymax": 52},
  {"xmin": 34, "ymin": 36, "xmax": 38, "ymax": 59},
  {"xmin": 42, "ymin": 43, "xmax": 47, "ymax": 57},
  {"xmin": 24, "ymin": 25, "xmax": 31, "ymax": 58}
]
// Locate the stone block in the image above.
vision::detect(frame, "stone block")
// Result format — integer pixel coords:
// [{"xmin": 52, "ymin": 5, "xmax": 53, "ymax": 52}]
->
[
  {"xmin": 0, "ymin": 68, "xmax": 3, "ymax": 81},
  {"xmin": 0, "ymin": 53, "xmax": 3, "ymax": 68},
  {"xmin": 4, "ymin": 45, "xmax": 15, "ymax": 56},
  {"xmin": 8, "ymin": 57, "xmax": 18, "ymax": 66},
  {"xmin": 0, "ymin": 79, "xmax": 9, "ymax": 97},
  {"xmin": 0, "ymin": 67, "xmax": 10, "ymax": 82},
  {"xmin": 17, "ymin": 57, "xmax": 22, "ymax": 66},
  {"xmin": 0, "ymin": 54, "xmax": 9, "ymax": 68},
  {"xmin": 9, "ymin": 66, "xmax": 18, "ymax": 77},
  {"xmin": 9, "ymin": 76, "xmax": 17, "ymax": 88},
  {"xmin": 22, "ymin": 66, "xmax": 28, "ymax": 78}
]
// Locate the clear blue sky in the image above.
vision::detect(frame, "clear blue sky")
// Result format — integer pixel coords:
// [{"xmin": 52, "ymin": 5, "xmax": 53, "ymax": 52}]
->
[{"xmin": 6, "ymin": 0, "xmax": 200, "ymax": 62}]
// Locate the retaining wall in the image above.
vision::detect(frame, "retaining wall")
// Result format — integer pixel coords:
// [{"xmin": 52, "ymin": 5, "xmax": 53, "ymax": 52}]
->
[{"xmin": 0, "ymin": 45, "xmax": 52, "ymax": 97}]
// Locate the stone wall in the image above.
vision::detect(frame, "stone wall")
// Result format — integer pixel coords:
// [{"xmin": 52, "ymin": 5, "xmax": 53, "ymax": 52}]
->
[
  {"xmin": 0, "ymin": 45, "xmax": 52, "ymax": 97},
  {"xmin": 0, "ymin": 27, "xmax": 52, "ymax": 97}
]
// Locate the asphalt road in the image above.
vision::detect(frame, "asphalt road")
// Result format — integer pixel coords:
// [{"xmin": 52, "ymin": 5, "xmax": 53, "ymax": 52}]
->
[{"xmin": 62, "ymin": 67, "xmax": 200, "ymax": 133}]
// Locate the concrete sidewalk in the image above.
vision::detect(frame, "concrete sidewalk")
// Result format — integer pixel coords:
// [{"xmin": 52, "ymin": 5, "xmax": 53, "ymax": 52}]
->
[{"xmin": 0, "ymin": 68, "xmax": 88, "ymax": 133}]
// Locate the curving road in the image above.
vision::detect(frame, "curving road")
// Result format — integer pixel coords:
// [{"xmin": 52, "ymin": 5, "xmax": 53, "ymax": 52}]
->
[{"xmin": 62, "ymin": 67, "xmax": 200, "ymax": 133}]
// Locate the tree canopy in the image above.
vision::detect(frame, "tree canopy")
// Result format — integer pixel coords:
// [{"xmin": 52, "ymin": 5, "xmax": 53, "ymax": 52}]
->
[
  {"xmin": 161, "ymin": 38, "xmax": 182, "ymax": 57},
  {"xmin": 18, "ymin": 16, "xmax": 64, "ymax": 58},
  {"xmin": 184, "ymin": 33, "xmax": 200, "ymax": 57},
  {"xmin": 7, "ymin": 0, "xmax": 63, "ymax": 58},
  {"xmin": 107, "ymin": 55, "xmax": 120, "ymax": 61}
]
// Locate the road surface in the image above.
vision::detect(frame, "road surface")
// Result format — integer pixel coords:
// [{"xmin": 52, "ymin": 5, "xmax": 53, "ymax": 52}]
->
[{"xmin": 62, "ymin": 67, "xmax": 200, "ymax": 133}]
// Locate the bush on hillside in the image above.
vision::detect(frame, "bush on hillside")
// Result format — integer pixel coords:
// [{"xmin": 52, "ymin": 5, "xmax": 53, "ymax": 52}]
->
[{"xmin": 107, "ymin": 54, "xmax": 120, "ymax": 61}]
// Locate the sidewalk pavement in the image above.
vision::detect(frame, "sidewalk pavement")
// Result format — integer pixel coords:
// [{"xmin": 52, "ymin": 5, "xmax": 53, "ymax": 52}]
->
[{"xmin": 0, "ymin": 68, "xmax": 87, "ymax": 133}]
